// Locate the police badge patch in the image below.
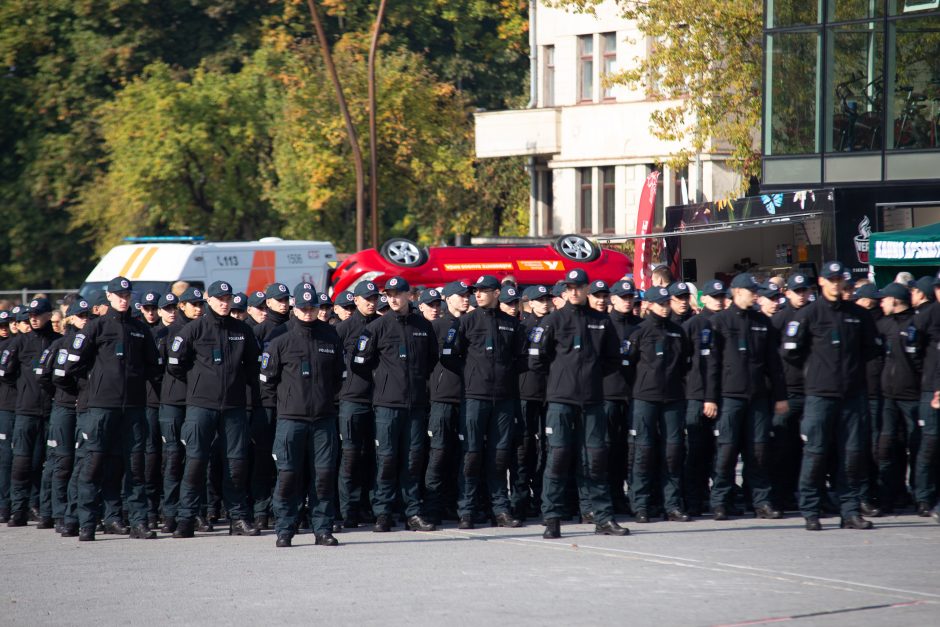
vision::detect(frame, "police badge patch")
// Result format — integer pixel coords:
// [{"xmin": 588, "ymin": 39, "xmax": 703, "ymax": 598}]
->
[
  {"xmin": 171, "ymin": 336, "xmax": 183, "ymax": 351},
  {"xmin": 357, "ymin": 335, "xmax": 369, "ymax": 351},
  {"xmin": 56, "ymin": 349, "xmax": 67, "ymax": 365},
  {"xmin": 261, "ymin": 353, "xmax": 269, "ymax": 369},
  {"xmin": 39, "ymin": 349, "xmax": 50, "ymax": 365},
  {"xmin": 530, "ymin": 327, "xmax": 544, "ymax": 343},
  {"xmin": 445, "ymin": 327, "xmax": 457, "ymax": 345},
  {"xmin": 786, "ymin": 321, "xmax": 800, "ymax": 337},
  {"xmin": 73, "ymin": 334, "xmax": 85, "ymax": 350}
]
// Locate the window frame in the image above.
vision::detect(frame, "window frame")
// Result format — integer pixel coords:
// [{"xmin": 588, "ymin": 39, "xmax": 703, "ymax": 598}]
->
[
  {"xmin": 579, "ymin": 34, "xmax": 595, "ymax": 103},
  {"xmin": 579, "ymin": 167, "xmax": 594, "ymax": 233}
]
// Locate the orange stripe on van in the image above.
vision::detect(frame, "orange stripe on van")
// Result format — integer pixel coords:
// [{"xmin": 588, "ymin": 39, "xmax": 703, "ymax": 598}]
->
[
  {"xmin": 131, "ymin": 246, "xmax": 159, "ymax": 278},
  {"xmin": 246, "ymin": 250, "xmax": 276, "ymax": 294},
  {"xmin": 119, "ymin": 247, "xmax": 145, "ymax": 277}
]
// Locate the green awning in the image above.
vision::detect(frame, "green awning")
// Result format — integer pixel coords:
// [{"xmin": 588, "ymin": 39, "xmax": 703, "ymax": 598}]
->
[{"xmin": 870, "ymin": 223, "xmax": 940, "ymax": 266}]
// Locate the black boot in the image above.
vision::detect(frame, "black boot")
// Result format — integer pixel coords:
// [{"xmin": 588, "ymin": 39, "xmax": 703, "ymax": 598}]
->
[
  {"xmin": 254, "ymin": 514, "xmax": 269, "ymax": 531},
  {"xmin": 595, "ymin": 520, "xmax": 630, "ymax": 536},
  {"xmin": 276, "ymin": 533, "xmax": 292, "ymax": 548},
  {"xmin": 130, "ymin": 522, "xmax": 157, "ymax": 539},
  {"xmin": 161, "ymin": 516, "xmax": 178, "ymax": 534},
  {"xmin": 6, "ymin": 510, "xmax": 27, "ymax": 527},
  {"xmin": 917, "ymin": 501, "xmax": 931, "ymax": 517},
  {"xmin": 634, "ymin": 510, "xmax": 650, "ymax": 524},
  {"xmin": 840, "ymin": 515, "xmax": 873, "ymax": 530},
  {"xmin": 666, "ymin": 509, "xmax": 691, "ymax": 522},
  {"xmin": 78, "ymin": 526, "xmax": 95, "ymax": 541},
  {"xmin": 494, "ymin": 512, "xmax": 523, "ymax": 528},
  {"xmin": 36, "ymin": 516, "xmax": 55, "ymax": 529},
  {"xmin": 230, "ymin": 519, "xmax": 260, "ymax": 536},
  {"xmin": 457, "ymin": 515, "xmax": 474, "ymax": 530},
  {"xmin": 712, "ymin": 505, "xmax": 728, "ymax": 521},
  {"xmin": 102, "ymin": 520, "xmax": 130, "ymax": 535},
  {"xmin": 173, "ymin": 518, "xmax": 195, "ymax": 538},
  {"xmin": 315, "ymin": 532, "xmax": 339, "ymax": 546},
  {"xmin": 754, "ymin": 504, "xmax": 782, "ymax": 519},
  {"xmin": 60, "ymin": 522, "xmax": 80, "ymax": 537},
  {"xmin": 54, "ymin": 518, "xmax": 65, "ymax": 534},
  {"xmin": 804, "ymin": 516, "xmax": 822, "ymax": 531},
  {"xmin": 542, "ymin": 518, "xmax": 561, "ymax": 539},
  {"xmin": 406, "ymin": 515, "xmax": 437, "ymax": 531},
  {"xmin": 580, "ymin": 511, "xmax": 595, "ymax": 524},
  {"xmin": 194, "ymin": 515, "xmax": 214, "ymax": 533},
  {"xmin": 0, "ymin": 509, "xmax": 8, "ymax": 523},
  {"xmin": 860, "ymin": 501, "xmax": 881, "ymax": 518},
  {"xmin": 373, "ymin": 514, "xmax": 392, "ymax": 532}
]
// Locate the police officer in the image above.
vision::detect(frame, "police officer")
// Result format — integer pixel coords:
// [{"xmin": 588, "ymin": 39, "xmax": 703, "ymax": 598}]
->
[
  {"xmin": 757, "ymin": 283, "xmax": 782, "ymax": 318},
  {"xmin": 447, "ymin": 275, "xmax": 526, "ymax": 529},
  {"xmin": 418, "ymin": 289, "xmax": 442, "ymax": 322},
  {"xmin": 333, "ymin": 291, "xmax": 355, "ymax": 322},
  {"xmin": 499, "ymin": 286, "xmax": 521, "ymax": 319},
  {"xmin": 709, "ymin": 273, "xmax": 787, "ymax": 521},
  {"xmin": 681, "ymin": 280, "xmax": 723, "ymax": 516},
  {"xmin": 352, "ymin": 276, "xmax": 437, "ymax": 533},
  {"xmin": 629, "ymin": 285, "xmax": 693, "ymax": 523},
  {"xmin": 137, "ymin": 290, "xmax": 164, "ymax": 528},
  {"xmin": 230, "ymin": 293, "xmax": 249, "ymax": 321},
  {"xmin": 770, "ymin": 273, "xmax": 811, "ymax": 513},
  {"xmin": 911, "ymin": 276, "xmax": 940, "ymax": 516},
  {"xmin": 156, "ymin": 289, "xmax": 199, "ymax": 533},
  {"xmin": 875, "ymin": 283, "xmax": 923, "ymax": 514},
  {"xmin": 530, "ymin": 269, "xmax": 629, "ymax": 538},
  {"xmin": 260, "ymin": 285, "xmax": 344, "ymax": 547},
  {"xmin": 513, "ymin": 285, "xmax": 554, "ymax": 521},
  {"xmin": 167, "ymin": 280, "xmax": 260, "ymax": 538},
  {"xmin": 317, "ymin": 292, "xmax": 333, "ymax": 323},
  {"xmin": 425, "ymin": 281, "xmax": 469, "ymax": 525},
  {"xmin": 0, "ymin": 310, "xmax": 15, "ymax": 523},
  {"xmin": 61, "ymin": 278, "xmax": 161, "ymax": 540},
  {"xmin": 786, "ymin": 261, "xmax": 879, "ymax": 530},
  {"xmin": 335, "ymin": 280, "xmax": 380, "ymax": 528},
  {"xmin": 1, "ymin": 299, "xmax": 61, "ymax": 527},
  {"xmin": 246, "ymin": 291, "xmax": 267, "ymax": 327}
]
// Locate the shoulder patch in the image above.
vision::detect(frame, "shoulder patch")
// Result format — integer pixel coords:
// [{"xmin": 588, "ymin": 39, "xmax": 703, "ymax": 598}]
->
[
  {"xmin": 260, "ymin": 352, "xmax": 269, "ymax": 369},
  {"xmin": 357, "ymin": 335, "xmax": 369, "ymax": 352},
  {"xmin": 56, "ymin": 349, "xmax": 68, "ymax": 365},
  {"xmin": 39, "ymin": 349, "xmax": 51, "ymax": 365},
  {"xmin": 529, "ymin": 327, "xmax": 544, "ymax": 343},
  {"xmin": 786, "ymin": 321, "xmax": 800, "ymax": 337},
  {"xmin": 171, "ymin": 336, "xmax": 183, "ymax": 352},
  {"xmin": 72, "ymin": 334, "xmax": 85, "ymax": 350}
]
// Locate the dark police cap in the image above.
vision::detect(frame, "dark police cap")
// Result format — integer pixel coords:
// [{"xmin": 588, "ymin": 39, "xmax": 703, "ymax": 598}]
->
[
  {"xmin": 384, "ymin": 276, "xmax": 409, "ymax": 293},
  {"xmin": 377, "ymin": 294, "xmax": 389, "ymax": 310},
  {"xmin": 207, "ymin": 281, "xmax": 233, "ymax": 298},
  {"xmin": 264, "ymin": 282, "xmax": 290, "ymax": 299},
  {"xmin": 878, "ymin": 282, "xmax": 911, "ymax": 302},
  {"xmin": 611, "ymin": 279, "xmax": 636, "ymax": 297},
  {"xmin": 498, "ymin": 286, "xmax": 520, "ymax": 303},
  {"xmin": 158, "ymin": 292, "xmax": 179, "ymax": 308},
  {"xmin": 852, "ymin": 283, "xmax": 880, "ymax": 300},
  {"xmin": 786, "ymin": 273, "xmax": 809, "ymax": 290},
  {"xmin": 28, "ymin": 297, "xmax": 52, "ymax": 315},
  {"xmin": 335, "ymin": 291, "xmax": 355, "ymax": 307},
  {"xmin": 472, "ymin": 275, "xmax": 500, "ymax": 291},
  {"xmin": 294, "ymin": 287, "xmax": 318, "ymax": 307},
  {"xmin": 294, "ymin": 281, "xmax": 315, "ymax": 297},
  {"xmin": 730, "ymin": 273, "xmax": 759, "ymax": 291},
  {"xmin": 667, "ymin": 281, "xmax": 690, "ymax": 297},
  {"xmin": 646, "ymin": 286, "xmax": 671, "ymax": 305},
  {"xmin": 819, "ymin": 261, "xmax": 846, "ymax": 280},
  {"xmin": 179, "ymin": 287, "xmax": 205, "ymax": 304},
  {"xmin": 551, "ymin": 281, "xmax": 567, "ymax": 297},
  {"xmin": 230, "ymin": 292, "xmax": 248, "ymax": 311},
  {"xmin": 140, "ymin": 291, "xmax": 161, "ymax": 308},
  {"xmin": 912, "ymin": 276, "xmax": 936, "ymax": 300},
  {"xmin": 523, "ymin": 285, "xmax": 550, "ymax": 301},
  {"xmin": 67, "ymin": 298, "xmax": 91, "ymax": 317},
  {"xmin": 701, "ymin": 280, "xmax": 727, "ymax": 297},
  {"xmin": 14, "ymin": 306, "xmax": 30, "ymax": 322},
  {"xmin": 0, "ymin": 310, "xmax": 9, "ymax": 324},
  {"xmin": 354, "ymin": 281, "xmax": 380, "ymax": 298},
  {"xmin": 247, "ymin": 291, "xmax": 266, "ymax": 308},
  {"xmin": 757, "ymin": 282, "xmax": 780, "ymax": 299},
  {"xmin": 563, "ymin": 268, "xmax": 589, "ymax": 286},
  {"xmin": 107, "ymin": 276, "xmax": 132, "ymax": 293},
  {"xmin": 442, "ymin": 281, "xmax": 470, "ymax": 297},
  {"xmin": 317, "ymin": 292, "xmax": 332, "ymax": 307},
  {"xmin": 588, "ymin": 280, "xmax": 610, "ymax": 295},
  {"xmin": 90, "ymin": 290, "xmax": 109, "ymax": 307},
  {"xmin": 419, "ymin": 288, "xmax": 443, "ymax": 305}
]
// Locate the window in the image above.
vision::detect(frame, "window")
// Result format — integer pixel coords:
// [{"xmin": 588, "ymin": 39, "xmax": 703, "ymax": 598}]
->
[
  {"xmin": 579, "ymin": 168, "xmax": 593, "ymax": 233},
  {"xmin": 673, "ymin": 165, "xmax": 689, "ymax": 205},
  {"xmin": 828, "ymin": 0, "xmax": 883, "ymax": 22},
  {"xmin": 887, "ymin": 15, "xmax": 940, "ymax": 149},
  {"xmin": 767, "ymin": 0, "xmax": 821, "ymax": 28},
  {"xmin": 601, "ymin": 167, "xmax": 616, "ymax": 232},
  {"xmin": 827, "ymin": 23, "xmax": 884, "ymax": 152},
  {"xmin": 579, "ymin": 35, "xmax": 594, "ymax": 102},
  {"xmin": 765, "ymin": 30, "xmax": 821, "ymax": 154},
  {"xmin": 602, "ymin": 32, "xmax": 617, "ymax": 100},
  {"xmin": 543, "ymin": 45, "xmax": 555, "ymax": 107}
]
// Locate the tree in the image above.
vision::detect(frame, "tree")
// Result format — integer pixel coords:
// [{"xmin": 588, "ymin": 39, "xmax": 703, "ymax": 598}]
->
[{"xmin": 552, "ymin": 0, "xmax": 763, "ymax": 193}]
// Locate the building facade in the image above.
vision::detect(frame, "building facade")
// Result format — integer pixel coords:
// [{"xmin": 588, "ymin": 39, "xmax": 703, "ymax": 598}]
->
[{"xmin": 474, "ymin": 1, "xmax": 740, "ymax": 238}]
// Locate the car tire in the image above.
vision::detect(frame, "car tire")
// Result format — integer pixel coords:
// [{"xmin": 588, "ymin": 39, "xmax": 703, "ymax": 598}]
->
[
  {"xmin": 380, "ymin": 238, "xmax": 428, "ymax": 267},
  {"xmin": 554, "ymin": 234, "xmax": 600, "ymax": 262}
]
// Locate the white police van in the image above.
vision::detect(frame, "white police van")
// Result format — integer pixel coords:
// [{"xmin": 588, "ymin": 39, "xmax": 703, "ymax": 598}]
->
[{"xmin": 80, "ymin": 236, "xmax": 337, "ymax": 299}]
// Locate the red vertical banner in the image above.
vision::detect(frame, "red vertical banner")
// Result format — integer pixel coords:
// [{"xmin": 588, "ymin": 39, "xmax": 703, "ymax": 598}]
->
[{"xmin": 633, "ymin": 171, "xmax": 660, "ymax": 290}]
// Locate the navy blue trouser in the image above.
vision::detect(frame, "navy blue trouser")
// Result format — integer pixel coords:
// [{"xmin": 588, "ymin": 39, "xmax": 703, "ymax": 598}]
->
[
  {"xmin": 77, "ymin": 407, "xmax": 148, "ymax": 528},
  {"xmin": 46, "ymin": 404, "xmax": 76, "ymax": 520},
  {"xmin": 373, "ymin": 406, "xmax": 427, "ymax": 518},
  {"xmin": 877, "ymin": 397, "xmax": 917, "ymax": 508},
  {"xmin": 771, "ymin": 393, "xmax": 804, "ymax": 509},
  {"xmin": 511, "ymin": 399, "xmax": 546, "ymax": 512},
  {"xmin": 249, "ymin": 406, "xmax": 276, "ymax": 520},
  {"xmin": 178, "ymin": 406, "xmax": 249, "ymax": 521},
  {"xmin": 64, "ymin": 412, "xmax": 91, "ymax": 527},
  {"xmin": 861, "ymin": 397, "xmax": 882, "ymax": 503},
  {"xmin": 425, "ymin": 401, "xmax": 460, "ymax": 521},
  {"xmin": 11, "ymin": 414, "xmax": 47, "ymax": 516},
  {"xmin": 158, "ymin": 404, "xmax": 186, "ymax": 519},
  {"xmin": 915, "ymin": 392, "xmax": 938, "ymax": 506},
  {"xmin": 541, "ymin": 402, "xmax": 614, "ymax": 524},
  {"xmin": 710, "ymin": 397, "xmax": 773, "ymax": 511},
  {"xmin": 458, "ymin": 398, "xmax": 514, "ymax": 518},
  {"xmin": 142, "ymin": 406, "xmax": 161, "ymax": 518},
  {"xmin": 799, "ymin": 394, "xmax": 864, "ymax": 519},
  {"xmin": 605, "ymin": 400, "xmax": 630, "ymax": 507},
  {"xmin": 631, "ymin": 399, "xmax": 685, "ymax": 513},
  {"xmin": 337, "ymin": 400, "xmax": 375, "ymax": 520},
  {"xmin": 0, "ymin": 410, "xmax": 13, "ymax": 513},
  {"xmin": 683, "ymin": 400, "xmax": 713, "ymax": 513},
  {"xmin": 272, "ymin": 417, "xmax": 338, "ymax": 536}
]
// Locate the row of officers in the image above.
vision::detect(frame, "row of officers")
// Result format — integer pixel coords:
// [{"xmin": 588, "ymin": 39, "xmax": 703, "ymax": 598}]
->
[{"xmin": 0, "ymin": 262, "xmax": 938, "ymax": 548}]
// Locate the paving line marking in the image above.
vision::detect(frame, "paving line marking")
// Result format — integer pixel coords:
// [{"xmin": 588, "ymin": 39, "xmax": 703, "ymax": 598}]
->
[{"xmin": 714, "ymin": 600, "xmax": 928, "ymax": 626}]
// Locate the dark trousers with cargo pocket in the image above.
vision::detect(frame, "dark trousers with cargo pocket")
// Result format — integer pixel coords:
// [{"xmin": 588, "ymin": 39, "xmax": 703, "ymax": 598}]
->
[
  {"xmin": 425, "ymin": 401, "xmax": 460, "ymax": 522},
  {"xmin": 373, "ymin": 406, "xmax": 427, "ymax": 519},
  {"xmin": 458, "ymin": 398, "xmax": 514, "ymax": 519},
  {"xmin": 158, "ymin": 404, "xmax": 186, "ymax": 519},
  {"xmin": 46, "ymin": 404, "xmax": 76, "ymax": 521},
  {"xmin": 11, "ymin": 414, "xmax": 47, "ymax": 517},
  {"xmin": 272, "ymin": 417, "xmax": 338, "ymax": 537},
  {"xmin": 711, "ymin": 397, "xmax": 773, "ymax": 511},
  {"xmin": 77, "ymin": 407, "xmax": 148, "ymax": 528},
  {"xmin": 541, "ymin": 402, "xmax": 614, "ymax": 525},
  {"xmin": 632, "ymin": 399, "xmax": 685, "ymax": 514},
  {"xmin": 799, "ymin": 394, "xmax": 865, "ymax": 519},
  {"xmin": 178, "ymin": 406, "xmax": 249, "ymax": 522},
  {"xmin": 337, "ymin": 401, "xmax": 375, "ymax": 521},
  {"xmin": 0, "ymin": 410, "xmax": 15, "ymax": 514}
]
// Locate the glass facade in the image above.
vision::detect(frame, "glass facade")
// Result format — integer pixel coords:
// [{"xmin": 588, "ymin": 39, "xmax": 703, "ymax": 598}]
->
[{"xmin": 764, "ymin": 1, "xmax": 940, "ymax": 159}]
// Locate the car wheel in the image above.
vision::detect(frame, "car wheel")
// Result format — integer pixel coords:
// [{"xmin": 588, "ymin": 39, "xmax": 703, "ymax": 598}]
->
[
  {"xmin": 380, "ymin": 238, "xmax": 427, "ymax": 267},
  {"xmin": 555, "ymin": 234, "xmax": 599, "ymax": 262}
]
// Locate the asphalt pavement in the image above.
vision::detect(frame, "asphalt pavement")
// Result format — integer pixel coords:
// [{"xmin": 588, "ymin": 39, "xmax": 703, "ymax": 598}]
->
[{"xmin": 1, "ymin": 511, "xmax": 938, "ymax": 626}]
